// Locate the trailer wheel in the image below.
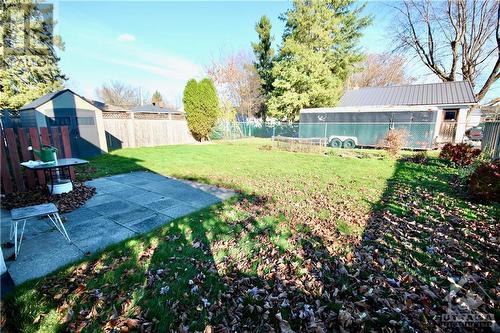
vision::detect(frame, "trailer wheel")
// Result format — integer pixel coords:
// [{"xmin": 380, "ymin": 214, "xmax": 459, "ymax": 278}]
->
[
  {"xmin": 329, "ymin": 138, "xmax": 342, "ymax": 148},
  {"xmin": 342, "ymin": 139, "xmax": 356, "ymax": 149}
]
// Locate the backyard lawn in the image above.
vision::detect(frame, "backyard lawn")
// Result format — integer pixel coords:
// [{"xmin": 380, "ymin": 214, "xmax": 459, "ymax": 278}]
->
[{"xmin": 3, "ymin": 139, "xmax": 498, "ymax": 332}]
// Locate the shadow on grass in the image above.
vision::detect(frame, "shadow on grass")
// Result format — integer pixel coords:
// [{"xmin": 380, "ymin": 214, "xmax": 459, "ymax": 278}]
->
[{"xmin": 3, "ymin": 153, "xmax": 499, "ymax": 332}]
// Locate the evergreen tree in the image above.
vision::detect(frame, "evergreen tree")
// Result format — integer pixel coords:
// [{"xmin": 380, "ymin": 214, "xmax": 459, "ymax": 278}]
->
[
  {"xmin": 151, "ymin": 91, "xmax": 163, "ymax": 106},
  {"xmin": 251, "ymin": 15, "xmax": 274, "ymax": 121},
  {"xmin": 183, "ymin": 78, "xmax": 219, "ymax": 141},
  {"xmin": 1, "ymin": 0, "xmax": 66, "ymax": 109},
  {"xmin": 267, "ymin": 0, "xmax": 371, "ymax": 120}
]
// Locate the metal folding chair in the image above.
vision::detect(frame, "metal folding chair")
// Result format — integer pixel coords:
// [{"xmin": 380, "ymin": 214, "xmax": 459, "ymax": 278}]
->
[{"xmin": 10, "ymin": 203, "xmax": 71, "ymax": 259}]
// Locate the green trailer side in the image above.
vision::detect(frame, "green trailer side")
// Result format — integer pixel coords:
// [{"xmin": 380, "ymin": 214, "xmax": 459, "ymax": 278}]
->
[{"xmin": 299, "ymin": 110, "xmax": 437, "ymax": 149}]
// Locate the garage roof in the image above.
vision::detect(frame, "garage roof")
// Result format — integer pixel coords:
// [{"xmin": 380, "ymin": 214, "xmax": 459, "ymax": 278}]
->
[
  {"xmin": 339, "ymin": 81, "xmax": 476, "ymax": 107},
  {"xmin": 132, "ymin": 104, "xmax": 184, "ymax": 113}
]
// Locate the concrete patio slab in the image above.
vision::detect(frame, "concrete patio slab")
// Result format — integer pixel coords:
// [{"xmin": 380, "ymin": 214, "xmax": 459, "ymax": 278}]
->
[
  {"xmin": 7, "ymin": 232, "xmax": 82, "ymax": 283},
  {"xmin": 128, "ymin": 214, "xmax": 173, "ymax": 233},
  {"xmin": 160, "ymin": 203, "xmax": 201, "ymax": 219},
  {"xmin": 1, "ymin": 171, "xmax": 235, "ymax": 285},
  {"xmin": 145, "ymin": 197, "xmax": 183, "ymax": 212},
  {"xmin": 128, "ymin": 192, "xmax": 167, "ymax": 206}
]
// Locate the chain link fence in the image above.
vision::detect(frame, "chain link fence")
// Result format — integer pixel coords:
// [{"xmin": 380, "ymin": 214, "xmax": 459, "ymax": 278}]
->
[
  {"xmin": 211, "ymin": 121, "xmax": 299, "ymax": 140},
  {"xmin": 212, "ymin": 121, "xmax": 436, "ymax": 149}
]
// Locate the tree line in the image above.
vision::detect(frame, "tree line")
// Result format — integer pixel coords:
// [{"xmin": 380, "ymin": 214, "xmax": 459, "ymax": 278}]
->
[
  {"xmin": 1, "ymin": 0, "xmax": 498, "ymax": 138},
  {"xmin": 203, "ymin": 0, "xmax": 499, "ymax": 123}
]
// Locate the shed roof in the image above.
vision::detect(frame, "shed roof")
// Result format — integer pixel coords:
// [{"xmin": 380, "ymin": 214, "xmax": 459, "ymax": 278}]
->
[
  {"xmin": 19, "ymin": 89, "xmax": 82, "ymax": 111},
  {"xmin": 338, "ymin": 81, "xmax": 476, "ymax": 107}
]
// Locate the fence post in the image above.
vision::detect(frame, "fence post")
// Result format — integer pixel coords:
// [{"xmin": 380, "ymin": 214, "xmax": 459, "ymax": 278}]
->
[
  {"xmin": 17, "ymin": 128, "xmax": 35, "ymax": 189},
  {"xmin": 61, "ymin": 126, "xmax": 75, "ymax": 179},
  {"xmin": 0, "ymin": 129, "xmax": 13, "ymax": 194},
  {"xmin": 5, "ymin": 128, "xmax": 25, "ymax": 192},
  {"xmin": 50, "ymin": 127, "xmax": 62, "ymax": 158},
  {"xmin": 272, "ymin": 125, "xmax": 276, "ymax": 141},
  {"xmin": 28, "ymin": 127, "xmax": 46, "ymax": 185},
  {"xmin": 40, "ymin": 127, "xmax": 50, "ymax": 146}
]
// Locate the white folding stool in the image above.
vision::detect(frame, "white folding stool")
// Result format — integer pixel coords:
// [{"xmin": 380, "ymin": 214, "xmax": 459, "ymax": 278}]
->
[{"xmin": 10, "ymin": 203, "xmax": 71, "ymax": 259}]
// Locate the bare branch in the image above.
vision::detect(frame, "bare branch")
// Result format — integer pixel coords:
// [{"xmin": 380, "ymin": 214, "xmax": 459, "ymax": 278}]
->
[
  {"xmin": 95, "ymin": 81, "xmax": 141, "ymax": 109},
  {"xmin": 206, "ymin": 50, "xmax": 264, "ymax": 118},
  {"xmin": 347, "ymin": 53, "xmax": 416, "ymax": 88},
  {"xmin": 392, "ymin": 0, "xmax": 499, "ymax": 101}
]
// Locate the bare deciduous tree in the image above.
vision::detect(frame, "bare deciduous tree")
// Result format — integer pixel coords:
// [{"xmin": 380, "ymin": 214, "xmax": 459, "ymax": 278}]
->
[
  {"xmin": 347, "ymin": 53, "xmax": 415, "ymax": 88},
  {"xmin": 206, "ymin": 51, "xmax": 264, "ymax": 118},
  {"xmin": 96, "ymin": 81, "xmax": 142, "ymax": 109},
  {"xmin": 392, "ymin": 0, "xmax": 499, "ymax": 101}
]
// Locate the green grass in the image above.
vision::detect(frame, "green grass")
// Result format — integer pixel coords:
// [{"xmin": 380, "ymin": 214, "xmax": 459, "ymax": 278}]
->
[
  {"xmin": 3, "ymin": 139, "xmax": 498, "ymax": 332},
  {"xmin": 78, "ymin": 139, "xmax": 393, "ymax": 204}
]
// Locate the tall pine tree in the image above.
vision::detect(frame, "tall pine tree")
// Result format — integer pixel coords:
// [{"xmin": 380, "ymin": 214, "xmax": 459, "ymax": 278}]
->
[
  {"xmin": 1, "ymin": 0, "xmax": 66, "ymax": 109},
  {"xmin": 267, "ymin": 0, "xmax": 371, "ymax": 120},
  {"xmin": 251, "ymin": 15, "xmax": 274, "ymax": 122}
]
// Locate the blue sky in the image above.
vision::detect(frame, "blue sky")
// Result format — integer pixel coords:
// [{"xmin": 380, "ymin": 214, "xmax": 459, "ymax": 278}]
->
[{"xmin": 54, "ymin": 1, "xmax": 498, "ymax": 105}]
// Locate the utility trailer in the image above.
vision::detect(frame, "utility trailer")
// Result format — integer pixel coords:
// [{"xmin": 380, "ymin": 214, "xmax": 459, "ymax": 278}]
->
[{"xmin": 299, "ymin": 106, "xmax": 439, "ymax": 149}]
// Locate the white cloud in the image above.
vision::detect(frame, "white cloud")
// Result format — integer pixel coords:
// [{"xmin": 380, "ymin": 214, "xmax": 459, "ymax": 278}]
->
[
  {"xmin": 66, "ymin": 31, "xmax": 202, "ymax": 103},
  {"xmin": 117, "ymin": 33, "xmax": 136, "ymax": 42},
  {"xmin": 83, "ymin": 48, "xmax": 202, "ymax": 103}
]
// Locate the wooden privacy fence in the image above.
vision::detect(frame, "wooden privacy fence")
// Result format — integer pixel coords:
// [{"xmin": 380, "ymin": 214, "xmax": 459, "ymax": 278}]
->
[
  {"xmin": 102, "ymin": 111, "xmax": 196, "ymax": 150},
  {"xmin": 482, "ymin": 121, "xmax": 500, "ymax": 160},
  {"xmin": 1, "ymin": 126, "xmax": 74, "ymax": 194}
]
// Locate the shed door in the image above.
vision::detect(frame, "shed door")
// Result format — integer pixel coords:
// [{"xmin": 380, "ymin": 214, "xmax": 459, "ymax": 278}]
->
[
  {"xmin": 72, "ymin": 110, "xmax": 101, "ymax": 157},
  {"xmin": 439, "ymin": 109, "xmax": 458, "ymax": 143}
]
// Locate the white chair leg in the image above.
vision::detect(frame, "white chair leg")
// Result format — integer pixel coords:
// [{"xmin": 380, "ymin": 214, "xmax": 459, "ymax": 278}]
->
[
  {"xmin": 13, "ymin": 220, "xmax": 17, "ymax": 258},
  {"xmin": 13, "ymin": 219, "xmax": 26, "ymax": 260},
  {"xmin": 17, "ymin": 219, "xmax": 26, "ymax": 258},
  {"xmin": 47, "ymin": 214, "xmax": 61, "ymax": 234},
  {"xmin": 9, "ymin": 220, "xmax": 14, "ymax": 240},
  {"xmin": 55, "ymin": 213, "xmax": 71, "ymax": 243},
  {"xmin": 48, "ymin": 213, "xmax": 71, "ymax": 243}
]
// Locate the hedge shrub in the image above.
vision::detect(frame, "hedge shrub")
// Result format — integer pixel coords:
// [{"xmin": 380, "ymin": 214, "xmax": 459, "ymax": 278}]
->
[
  {"xmin": 439, "ymin": 143, "xmax": 481, "ymax": 166},
  {"xmin": 183, "ymin": 78, "xmax": 219, "ymax": 141},
  {"xmin": 468, "ymin": 160, "xmax": 500, "ymax": 203}
]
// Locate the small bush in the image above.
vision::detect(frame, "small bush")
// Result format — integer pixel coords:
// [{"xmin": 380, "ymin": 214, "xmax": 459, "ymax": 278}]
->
[
  {"xmin": 457, "ymin": 160, "xmax": 480, "ymax": 184},
  {"xmin": 468, "ymin": 160, "xmax": 500, "ymax": 202},
  {"xmin": 259, "ymin": 144, "xmax": 273, "ymax": 151},
  {"xmin": 407, "ymin": 151, "xmax": 428, "ymax": 164},
  {"xmin": 439, "ymin": 143, "xmax": 481, "ymax": 166},
  {"xmin": 377, "ymin": 129, "xmax": 408, "ymax": 156}
]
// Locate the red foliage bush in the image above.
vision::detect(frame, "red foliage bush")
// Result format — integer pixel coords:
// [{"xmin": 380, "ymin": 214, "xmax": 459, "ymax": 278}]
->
[
  {"xmin": 468, "ymin": 160, "xmax": 500, "ymax": 203},
  {"xmin": 439, "ymin": 143, "xmax": 481, "ymax": 166}
]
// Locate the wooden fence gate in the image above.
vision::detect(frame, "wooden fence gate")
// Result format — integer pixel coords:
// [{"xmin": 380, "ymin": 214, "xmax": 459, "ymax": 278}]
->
[{"xmin": 1, "ymin": 126, "xmax": 74, "ymax": 194}]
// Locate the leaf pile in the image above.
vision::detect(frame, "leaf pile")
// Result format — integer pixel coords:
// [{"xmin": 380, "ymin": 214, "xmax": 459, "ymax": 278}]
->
[{"xmin": 1, "ymin": 182, "xmax": 95, "ymax": 213}]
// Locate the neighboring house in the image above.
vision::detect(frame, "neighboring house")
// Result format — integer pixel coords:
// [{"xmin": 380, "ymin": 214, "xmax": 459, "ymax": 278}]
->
[
  {"xmin": 300, "ymin": 81, "xmax": 477, "ymax": 148},
  {"xmin": 84, "ymin": 99, "xmax": 130, "ymax": 113},
  {"xmin": 132, "ymin": 103, "xmax": 186, "ymax": 119},
  {"xmin": 19, "ymin": 89, "xmax": 108, "ymax": 157}
]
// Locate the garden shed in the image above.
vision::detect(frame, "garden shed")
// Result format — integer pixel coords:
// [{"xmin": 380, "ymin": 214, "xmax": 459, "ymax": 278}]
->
[{"xmin": 19, "ymin": 89, "xmax": 108, "ymax": 157}]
